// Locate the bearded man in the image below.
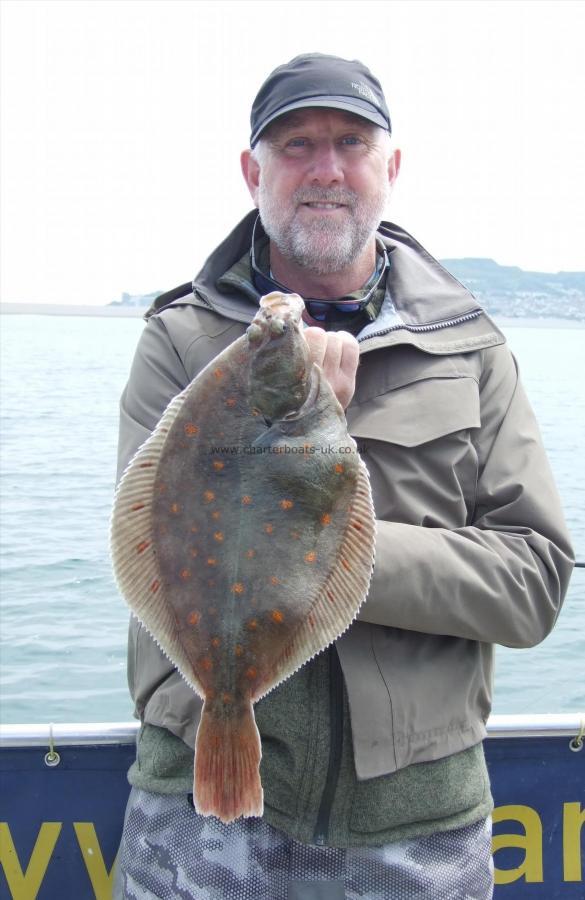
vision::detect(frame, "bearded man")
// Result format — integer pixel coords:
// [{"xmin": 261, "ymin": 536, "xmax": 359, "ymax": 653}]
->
[{"xmin": 113, "ymin": 54, "xmax": 573, "ymax": 900}]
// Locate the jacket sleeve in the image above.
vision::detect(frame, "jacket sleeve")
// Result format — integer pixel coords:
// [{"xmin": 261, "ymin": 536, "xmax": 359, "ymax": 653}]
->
[
  {"xmin": 358, "ymin": 344, "xmax": 575, "ymax": 648},
  {"xmin": 117, "ymin": 316, "xmax": 190, "ymax": 482}
]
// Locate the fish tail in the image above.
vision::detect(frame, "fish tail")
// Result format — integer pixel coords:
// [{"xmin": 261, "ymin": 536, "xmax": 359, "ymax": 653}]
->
[{"xmin": 193, "ymin": 700, "xmax": 263, "ymax": 823}]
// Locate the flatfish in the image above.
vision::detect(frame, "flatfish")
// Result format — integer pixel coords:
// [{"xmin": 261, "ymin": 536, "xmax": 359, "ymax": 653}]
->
[{"xmin": 111, "ymin": 292, "xmax": 376, "ymax": 823}]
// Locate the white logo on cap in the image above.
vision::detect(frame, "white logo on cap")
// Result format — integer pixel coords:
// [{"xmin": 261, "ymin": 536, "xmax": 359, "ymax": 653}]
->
[{"xmin": 351, "ymin": 81, "xmax": 377, "ymax": 104}]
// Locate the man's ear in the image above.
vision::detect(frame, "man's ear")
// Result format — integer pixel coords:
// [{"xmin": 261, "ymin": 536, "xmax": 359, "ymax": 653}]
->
[
  {"xmin": 241, "ymin": 149, "xmax": 260, "ymax": 206},
  {"xmin": 388, "ymin": 148, "xmax": 401, "ymax": 187}
]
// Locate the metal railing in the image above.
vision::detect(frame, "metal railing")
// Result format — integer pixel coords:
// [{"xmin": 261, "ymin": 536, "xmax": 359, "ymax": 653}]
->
[{"xmin": 1, "ymin": 714, "xmax": 583, "ymax": 749}]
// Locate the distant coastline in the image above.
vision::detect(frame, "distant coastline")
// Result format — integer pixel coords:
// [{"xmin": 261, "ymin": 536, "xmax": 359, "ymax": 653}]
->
[
  {"xmin": 3, "ymin": 257, "xmax": 584, "ymax": 325},
  {"xmin": 0, "ymin": 302, "xmax": 144, "ymax": 318},
  {"xmin": 2, "ymin": 302, "xmax": 584, "ymax": 329}
]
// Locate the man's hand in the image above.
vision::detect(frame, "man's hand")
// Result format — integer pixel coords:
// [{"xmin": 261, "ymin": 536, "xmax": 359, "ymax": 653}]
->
[{"xmin": 303, "ymin": 328, "xmax": 360, "ymax": 410}]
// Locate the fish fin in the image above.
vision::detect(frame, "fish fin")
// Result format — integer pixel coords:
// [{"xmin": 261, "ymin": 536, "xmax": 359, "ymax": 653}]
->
[
  {"xmin": 194, "ymin": 701, "xmax": 263, "ymax": 823},
  {"xmin": 256, "ymin": 462, "xmax": 376, "ymax": 699},
  {"xmin": 110, "ymin": 387, "xmax": 207, "ymax": 698}
]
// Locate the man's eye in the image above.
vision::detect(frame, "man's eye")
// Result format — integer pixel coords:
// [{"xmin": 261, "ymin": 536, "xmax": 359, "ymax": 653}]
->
[
  {"xmin": 341, "ymin": 135, "xmax": 363, "ymax": 146},
  {"xmin": 286, "ymin": 138, "xmax": 309, "ymax": 149}
]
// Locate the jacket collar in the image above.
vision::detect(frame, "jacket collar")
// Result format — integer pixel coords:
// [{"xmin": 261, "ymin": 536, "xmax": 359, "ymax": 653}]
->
[{"xmin": 149, "ymin": 210, "xmax": 505, "ymax": 353}]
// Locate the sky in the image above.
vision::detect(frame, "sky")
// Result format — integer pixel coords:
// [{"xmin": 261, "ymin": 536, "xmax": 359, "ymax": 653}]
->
[{"xmin": 1, "ymin": 0, "xmax": 584, "ymax": 305}]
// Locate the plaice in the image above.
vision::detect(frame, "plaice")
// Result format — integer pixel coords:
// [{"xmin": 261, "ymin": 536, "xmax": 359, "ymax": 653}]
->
[{"xmin": 111, "ymin": 292, "xmax": 376, "ymax": 823}]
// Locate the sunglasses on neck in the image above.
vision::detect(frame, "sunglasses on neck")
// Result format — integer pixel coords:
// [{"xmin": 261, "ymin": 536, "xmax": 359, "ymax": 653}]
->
[{"xmin": 249, "ymin": 216, "xmax": 388, "ymax": 324}]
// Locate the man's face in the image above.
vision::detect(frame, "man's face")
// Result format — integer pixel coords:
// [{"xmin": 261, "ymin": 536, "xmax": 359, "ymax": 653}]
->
[{"xmin": 242, "ymin": 108, "xmax": 399, "ymax": 276}]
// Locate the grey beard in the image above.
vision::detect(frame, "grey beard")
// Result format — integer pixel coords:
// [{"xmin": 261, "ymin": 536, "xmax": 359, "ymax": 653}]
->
[{"xmin": 258, "ymin": 186, "xmax": 387, "ymax": 276}]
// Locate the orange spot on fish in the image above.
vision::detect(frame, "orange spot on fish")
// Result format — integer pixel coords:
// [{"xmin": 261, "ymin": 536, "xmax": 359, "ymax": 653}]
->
[
  {"xmin": 304, "ymin": 551, "xmax": 317, "ymax": 563},
  {"xmin": 309, "ymin": 614, "xmax": 316, "ymax": 629},
  {"xmin": 188, "ymin": 611, "xmax": 200, "ymax": 626},
  {"xmin": 213, "ymin": 531, "xmax": 224, "ymax": 542},
  {"xmin": 203, "ymin": 490, "xmax": 215, "ymax": 503},
  {"xmin": 351, "ymin": 520, "xmax": 362, "ymax": 531},
  {"xmin": 271, "ymin": 610, "xmax": 284, "ymax": 624},
  {"xmin": 279, "ymin": 499, "xmax": 294, "ymax": 510},
  {"xmin": 326, "ymin": 590, "xmax": 336, "ymax": 604},
  {"xmin": 170, "ymin": 503, "xmax": 180, "ymax": 514},
  {"xmin": 232, "ymin": 582, "xmax": 245, "ymax": 594},
  {"xmin": 201, "ymin": 657, "xmax": 213, "ymax": 671},
  {"xmin": 150, "ymin": 579, "xmax": 160, "ymax": 593},
  {"xmin": 190, "ymin": 525, "xmax": 199, "ymax": 533},
  {"xmin": 211, "ymin": 637, "xmax": 221, "ymax": 648},
  {"xmin": 264, "ymin": 523, "xmax": 274, "ymax": 534},
  {"xmin": 137, "ymin": 540, "xmax": 151, "ymax": 554},
  {"xmin": 213, "ymin": 368, "xmax": 224, "ymax": 379},
  {"xmin": 190, "ymin": 547, "xmax": 199, "ymax": 557},
  {"xmin": 184, "ymin": 423, "xmax": 199, "ymax": 436},
  {"xmin": 139, "ymin": 462, "xmax": 154, "ymax": 469},
  {"xmin": 225, "ymin": 397, "xmax": 237, "ymax": 408},
  {"xmin": 321, "ymin": 513, "xmax": 332, "ymax": 526},
  {"xmin": 131, "ymin": 503, "xmax": 145, "ymax": 511},
  {"xmin": 222, "ymin": 693, "xmax": 233, "ymax": 704},
  {"xmin": 180, "ymin": 568, "xmax": 191, "ymax": 580},
  {"xmin": 245, "ymin": 549, "xmax": 256, "ymax": 559},
  {"xmin": 242, "ymin": 495, "xmax": 252, "ymax": 505},
  {"xmin": 245, "ymin": 666, "xmax": 257, "ymax": 679},
  {"xmin": 335, "ymin": 463, "xmax": 344, "ymax": 474},
  {"xmin": 212, "ymin": 460, "xmax": 225, "ymax": 471},
  {"xmin": 234, "ymin": 644, "xmax": 244, "ymax": 657},
  {"xmin": 211, "ymin": 510, "xmax": 221, "ymax": 520},
  {"xmin": 270, "ymin": 576, "xmax": 280, "ymax": 586},
  {"xmin": 341, "ymin": 557, "xmax": 352, "ymax": 571},
  {"xmin": 247, "ymin": 619, "xmax": 258, "ymax": 631},
  {"xmin": 207, "ymin": 557, "xmax": 217, "ymax": 566}
]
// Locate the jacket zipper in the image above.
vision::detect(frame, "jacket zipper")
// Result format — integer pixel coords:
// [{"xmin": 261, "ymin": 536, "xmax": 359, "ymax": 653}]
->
[
  {"xmin": 357, "ymin": 308, "xmax": 483, "ymax": 343},
  {"xmin": 313, "ymin": 648, "xmax": 344, "ymax": 846}
]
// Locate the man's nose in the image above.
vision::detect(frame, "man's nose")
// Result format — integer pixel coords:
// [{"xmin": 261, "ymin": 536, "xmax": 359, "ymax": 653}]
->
[{"xmin": 307, "ymin": 143, "xmax": 344, "ymax": 185}]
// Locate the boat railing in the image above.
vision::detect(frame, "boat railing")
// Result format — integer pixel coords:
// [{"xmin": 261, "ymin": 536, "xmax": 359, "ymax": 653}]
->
[{"xmin": 1, "ymin": 713, "xmax": 583, "ymax": 749}]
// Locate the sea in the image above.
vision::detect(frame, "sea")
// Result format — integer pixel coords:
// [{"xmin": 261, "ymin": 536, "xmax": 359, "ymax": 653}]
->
[{"xmin": 0, "ymin": 313, "xmax": 583, "ymax": 725}]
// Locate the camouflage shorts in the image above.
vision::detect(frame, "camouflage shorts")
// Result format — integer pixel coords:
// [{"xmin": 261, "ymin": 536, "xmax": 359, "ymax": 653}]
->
[{"xmin": 113, "ymin": 787, "xmax": 494, "ymax": 900}]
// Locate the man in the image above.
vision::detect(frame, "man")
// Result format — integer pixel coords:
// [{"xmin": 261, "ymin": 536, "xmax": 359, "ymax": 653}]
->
[{"xmin": 114, "ymin": 54, "xmax": 573, "ymax": 899}]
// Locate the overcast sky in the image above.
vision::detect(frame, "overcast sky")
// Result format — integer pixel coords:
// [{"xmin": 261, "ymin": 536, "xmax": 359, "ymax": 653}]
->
[{"xmin": 1, "ymin": 0, "xmax": 584, "ymax": 305}]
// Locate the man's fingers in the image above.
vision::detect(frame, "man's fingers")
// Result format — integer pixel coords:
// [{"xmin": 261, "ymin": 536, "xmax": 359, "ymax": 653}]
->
[
  {"xmin": 303, "ymin": 327, "xmax": 329, "ymax": 369},
  {"xmin": 338, "ymin": 332, "xmax": 360, "ymax": 382},
  {"xmin": 303, "ymin": 328, "xmax": 360, "ymax": 409}
]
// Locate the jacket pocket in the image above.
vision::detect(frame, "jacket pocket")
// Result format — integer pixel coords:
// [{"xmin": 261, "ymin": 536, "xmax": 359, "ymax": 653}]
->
[
  {"xmin": 347, "ymin": 375, "xmax": 480, "ymax": 448},
  {"xmin": 347, "ymin": 376, "xmax": 480, "ymax": 528}
]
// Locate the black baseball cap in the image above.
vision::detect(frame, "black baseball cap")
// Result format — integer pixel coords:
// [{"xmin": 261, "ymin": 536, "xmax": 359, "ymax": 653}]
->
[{"xmin": 250, "ymin": 53, "xmax": 391, "ymax": 147}]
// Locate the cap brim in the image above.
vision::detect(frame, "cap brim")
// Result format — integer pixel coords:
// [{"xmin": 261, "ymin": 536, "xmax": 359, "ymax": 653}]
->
[{"xmin": 250, "ymin": 96, "xmax": 390, "ymax": 147}]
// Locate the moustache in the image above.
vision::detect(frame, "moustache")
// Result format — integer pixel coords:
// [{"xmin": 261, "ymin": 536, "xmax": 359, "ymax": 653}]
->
[{"xmin": 293, "ymin": 188, "xmax": 357, "ymax": 207}]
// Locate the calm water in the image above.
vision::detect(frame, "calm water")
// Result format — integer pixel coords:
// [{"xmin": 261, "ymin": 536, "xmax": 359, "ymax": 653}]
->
[{"xmin": 0, "ymin": 314, "xmax": 583, "ymax": 724}]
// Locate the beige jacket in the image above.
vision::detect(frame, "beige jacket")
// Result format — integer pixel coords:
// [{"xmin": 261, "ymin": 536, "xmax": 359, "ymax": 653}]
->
[{"xmin": 117, "ymin": 212, "xmax": 574, "ymax": 780}]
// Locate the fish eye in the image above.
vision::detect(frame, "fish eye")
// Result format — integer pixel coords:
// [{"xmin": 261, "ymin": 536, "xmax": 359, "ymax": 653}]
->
[{"xmin": 269, "ymin": 318, "xmax": 287, "ymax": 336}]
